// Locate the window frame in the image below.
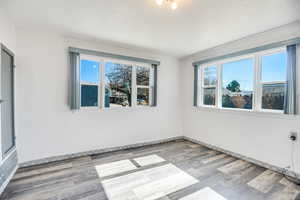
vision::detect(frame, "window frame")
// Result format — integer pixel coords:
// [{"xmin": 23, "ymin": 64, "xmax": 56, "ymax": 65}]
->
[
  {"xmin": 197, "ymin": 47, "xmax": 287, "ymax": 114},
  {"xmin": 136, "ymin": 65, "xmax": 153, "ymax": 107},
  {"xmin": 220, "ymin": 54, "xmax": 255, "ymax": 111},
  {"xmin": 79, "ymin": 54, "xmax": 103, "ymax": 110},
  {"xmin": 200, "ymin": 65, "xmax": 218, "ymax": 108},
  {"xmin": 258, "ymin": 47, "xmax": 287, "ymax": 113},
  {"xmin": 79, "ymin": 55, "xmax": 154, "ymax": 110}
]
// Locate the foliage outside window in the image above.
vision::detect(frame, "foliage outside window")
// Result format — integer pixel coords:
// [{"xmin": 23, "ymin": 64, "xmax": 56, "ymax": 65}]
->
[
  {"xmin": 80, "ymin": 55, "xmax": 154, "ymax": 109},
  {"xmin": 202, "ymin": 66, "xmax": 217, "ymax": 106},
  {"xmin": 198, "ymin": 48, "xmax": 287, "ymax": 113},
  {"xmin": 222, "ymin": 58, "xmax": 254, "ymax": 110},
  {"xmin": 136, "ymin": 66, "xmax": 151, "ymax": 106},
  {"xmin": 105, "ymin": 62, "xmax": 132, "ymax": 108}
]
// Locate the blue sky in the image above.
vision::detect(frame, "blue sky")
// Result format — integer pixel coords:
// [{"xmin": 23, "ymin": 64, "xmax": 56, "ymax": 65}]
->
[
  {"xmin": 80, "ymin": 61, "xmax": 120, "ymax": 84},
  {"xmin": 222, "ymin": 58, "xmax": 254, "ymax": 91},
  {"xmin": 261, "ymin": 52, "xmax": 287, "ymax": 82},
  {"xmin": 80, "ymin": 59, "xmax": 100, "ymax": 84}
]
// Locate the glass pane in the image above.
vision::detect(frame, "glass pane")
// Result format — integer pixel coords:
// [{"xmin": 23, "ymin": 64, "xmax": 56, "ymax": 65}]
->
[
  {"xmin": 203, "ymin": 88, "xmax": 216, "ymax": 106},
  {"xmin": 222, "ymin": 58, "xmax": 254, "ymax": 109},
  {"xmin": 203, "ymin": 66, "xmax": 217, "ymax": 86},
  {"xmin": 137, "ymin": 66, "xmax": 150, "ymax": 86},
  {"xmin": 262, "ymin": 83, "xmax": 285, "ymax": 110},
  {"xmin": 81, "ymin": 85, "xmax": 98, "ymax": 107},
  {"xmin": 105, "ymin": 62, "xmax": 132, "ymax": 108},
  {"xmin": 80, "ymin": 59, "xmax": 100, "ymax": 84},
  {"xmin": 137, "ymin": 88, "xmax": 150, "ymax": 106},
  {"xmin": 262, "ymin": 52, "xmax": 287, "ymax": 82}
]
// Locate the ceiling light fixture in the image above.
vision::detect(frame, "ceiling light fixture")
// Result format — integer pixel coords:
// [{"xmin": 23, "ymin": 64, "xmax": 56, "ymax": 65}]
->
[{"xmin": 155, "ymin": 0, "xmax": 178, "ymax": 10}]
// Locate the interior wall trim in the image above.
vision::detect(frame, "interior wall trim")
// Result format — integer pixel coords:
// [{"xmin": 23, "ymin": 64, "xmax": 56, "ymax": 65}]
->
[
  {"xmin": 183, "ymin": 136, "xmax": 300, "ymax": 181},
  {"xmin": 19, "ymin": 136, "xmax": 184, "ymax": 168}
]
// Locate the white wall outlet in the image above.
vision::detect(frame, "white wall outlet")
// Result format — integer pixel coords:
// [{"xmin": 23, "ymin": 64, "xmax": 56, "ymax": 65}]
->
[{"xmin": 290, "ymin": 132, "xmax": 298, "ymax": 141}]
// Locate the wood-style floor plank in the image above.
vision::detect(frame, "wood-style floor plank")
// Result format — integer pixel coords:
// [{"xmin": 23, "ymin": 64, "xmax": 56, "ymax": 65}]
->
[{"xmin": 1, "ymin": 140, "xmax": 299, "ymax": 200}]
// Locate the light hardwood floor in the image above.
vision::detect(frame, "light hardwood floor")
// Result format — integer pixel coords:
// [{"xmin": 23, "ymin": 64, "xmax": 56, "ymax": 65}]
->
[{"xmin": 1, "ymin": 140, "xmax": 300, "ymax": 200}]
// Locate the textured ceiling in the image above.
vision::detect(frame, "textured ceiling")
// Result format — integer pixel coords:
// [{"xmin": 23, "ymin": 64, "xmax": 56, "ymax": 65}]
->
[{"xmin": 1, "ymin": 0, "xmax": 300, "ymax": 57}]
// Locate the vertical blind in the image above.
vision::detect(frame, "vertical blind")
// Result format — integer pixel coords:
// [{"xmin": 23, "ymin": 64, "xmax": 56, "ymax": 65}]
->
[
  {"xmin": 284, "ymin": 44, "xmax": 297, "ymax": 114},
  {"xmin": 70, "ymin": 52, "xmax": 80, "ymax": 110}
]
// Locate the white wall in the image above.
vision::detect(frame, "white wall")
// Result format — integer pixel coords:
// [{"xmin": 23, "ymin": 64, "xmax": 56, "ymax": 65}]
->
[
  {"xmin": 15, "ymin": 28, "xmax": 182, "ymax": 163},
  {"xmin": 0, "ymin": 9, "xmax": 16, "ymax": 53},
  {"xmin": 180, "ymin": 21, "xmax": 300, "ymax": 174}
]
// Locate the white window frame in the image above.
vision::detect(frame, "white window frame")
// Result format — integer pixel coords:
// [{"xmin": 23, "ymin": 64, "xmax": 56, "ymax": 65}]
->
[
  {"xmin": 102, "ymin": 57, "xmax": 135, "ymax": 110},
  {"xmin": 220, "ymin": 54, "xmax": 255, "ymax": 112},
  {"xmin": 79, "ymin": 55, "xmax": 103, "ymax": 110},
  {"xmin": 258, "ymin": 47, "xmax": 287, "ymax": 113},
  {"xmin": 200, "ymin": 65, "xmax": 218, "ymax": 108},
  {"xmin": 197, "ymin": 47, "xmax": 287, "ymax": 114},
  {"xmin": 136, "ymin": 65, "xmax": 153, "ymax": 107},
  {"xmin": 79, "ymin": 55, "xmax": 153, "ymax": 110}
]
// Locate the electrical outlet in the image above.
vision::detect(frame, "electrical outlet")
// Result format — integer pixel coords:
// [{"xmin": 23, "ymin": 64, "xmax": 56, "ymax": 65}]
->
[{"xmin": 290, "ymin": 132, "xmax": 298, "ymax": 141}]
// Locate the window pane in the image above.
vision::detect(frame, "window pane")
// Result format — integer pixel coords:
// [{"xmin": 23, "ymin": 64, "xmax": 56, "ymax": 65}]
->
[
  {"xmin": 137, "ymin": 88, "xmax": 150, "ymax": 106},
  {"xmin": 137, "ymin": 66, "xmax": 150, "ymax": 86},
  {"xmin": 204, "ymin": 66, "xmax": 217, "ymax": 86},
  {"xmin": 222, "ymin": 58, "xmax": 254, "ymax": 109},
  {"xmin": 80, "ymin": 59, "xmax": 100, "ymax": 84},
  {"xmin": 81, "ymin": 85, "xmax": 98, "ymax": 107},
  {"xmin": 262, "ymin": 52, "xmax": 287, "ymax": 82},
  {"xmin": 203, "ymin": 88, "xmax": 216, "ymax": 106},
  {"xmin": 105, "ymin": 62, "xmax": 132, "ymax": 108},
  {"xmin": 262, "ymin": 83, "xmax": 285, "ymax": 110}
]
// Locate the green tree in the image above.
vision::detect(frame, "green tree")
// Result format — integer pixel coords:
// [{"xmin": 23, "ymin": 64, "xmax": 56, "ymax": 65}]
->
[{"xmin": 226, "ymin": 80, "xmax": 241, "ymax": 93}]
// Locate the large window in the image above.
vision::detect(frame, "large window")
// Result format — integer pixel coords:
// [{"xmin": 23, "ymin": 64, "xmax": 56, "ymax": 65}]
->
[
  {"xmin": 197, "ymin": 47, "xmax": 287, "ymax": 113},
  {"xmin": 80, "ymin": 56, "xmax": 155, "ymax": 109}
]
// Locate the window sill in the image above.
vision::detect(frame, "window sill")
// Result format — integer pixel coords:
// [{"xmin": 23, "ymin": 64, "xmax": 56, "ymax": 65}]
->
[
  {"xmin": 74, "ymin": 106, "xmax": 158, "ymax": 113},
  {"xmin": 193, "ymin": 106, "xmax": 297, "ymax": 120}
]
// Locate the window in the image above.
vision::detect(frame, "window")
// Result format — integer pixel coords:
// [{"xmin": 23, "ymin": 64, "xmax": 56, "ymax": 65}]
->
[
  {"xmin": 197, "ymin": 47, "xmax": 287, "ymax": 113},
  {"xmin": 261, "ymin": 51, "xmax": 287, "ymax": 111},
  {"xmin": 80, "ymin": 59, "xmax": 100, "ymax": 107},
  {"xmin": 222, "ymin": 58, "xmax": 254, "ymax": 110},
  {"xmin": 79, "ymin": 56, "xmax": 155, "ymax": 109},
  {"xmin": 105, "ymin": 62, "xmax": 132, "ymax": 108},
  {"xmin": 136, "ymin": 66, "xmax": 151, "ymax": 106},
  {"xmin": 202, "ymin": 66, "xmax": 217, "ymax": 106}
]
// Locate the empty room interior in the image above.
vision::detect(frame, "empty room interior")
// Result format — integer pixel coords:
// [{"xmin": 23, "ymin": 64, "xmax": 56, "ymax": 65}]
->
[{"xmin": 1, "ymin": 0, "xmax": 300, "ymax": 199}]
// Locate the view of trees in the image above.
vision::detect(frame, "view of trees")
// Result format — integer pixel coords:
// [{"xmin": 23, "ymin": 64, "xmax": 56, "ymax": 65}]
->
[
  {"xmin": 105, "ymin": 64, "xmax": 150, "ymax": 107},
  {"xmin": 105, "ymin": 64, "xmax": 132, "ymax": 107},
  {"xmin": 222, "ymin": 80, "xmax": 252, "ymax": 109},
  {"xmin": 262, "ymin": 83, "xmax": 285, "ymax": 110},
  {"xmin": 137, "ymin": 67, "xmax": 150, "ymax": 106},
  {"xmin": 137, "ymin": 66, "xmax": 150, "ymax": 86},
  {"xmin": 226, "ymin": 80, "xmax": 241, "ymax": 93},
  {"xmin": 203, "ymin": 88, "xmax": 215, "ymax": 105}
]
